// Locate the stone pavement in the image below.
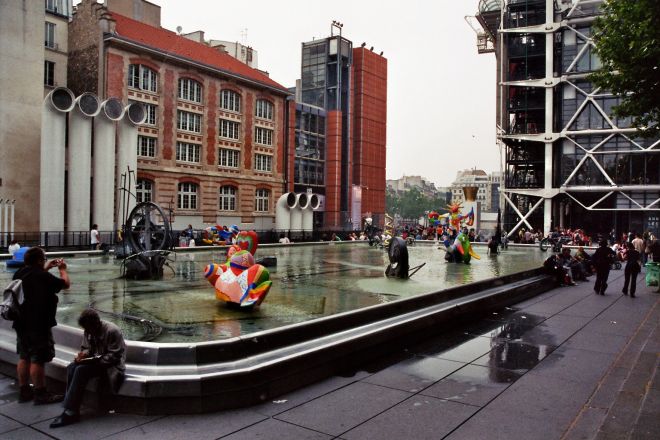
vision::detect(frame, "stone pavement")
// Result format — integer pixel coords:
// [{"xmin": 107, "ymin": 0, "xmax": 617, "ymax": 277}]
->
[{"xmin": 0, "ymin": 269, "xmax": 657, "ymax": 440}]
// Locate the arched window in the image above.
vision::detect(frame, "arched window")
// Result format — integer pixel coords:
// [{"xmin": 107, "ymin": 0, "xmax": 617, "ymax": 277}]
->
[
  {"xmin": 136, "ymin": 179, "xmax": 153, "ymax": 203},
  {"xmin": 128, "ymin": 64, "xmax": 158, "ymax": 93},
  {"xmin": 255, "ymin": 99, "xmax": 274, "ymax": 120},
  {"xmin": 220, "ymin": 90, "xmax": 241, "ymax": 112},
  {"xmin": 255, "ymin": 189, "xmax": 270, "ymax": 212},
  {"xmin": 178, "ymin": 182, "xmax": 198, "ymax": 210},
  {"xmin": 178, "ymin": 78, "xmax": 202, "ymax": 103},
  {"xmin": 219, "ymin": 186, "xmax": 237, "ymax": 211}
]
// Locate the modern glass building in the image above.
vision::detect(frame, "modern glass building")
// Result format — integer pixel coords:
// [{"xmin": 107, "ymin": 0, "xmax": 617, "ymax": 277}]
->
[
  {"xmin": 291, "ymin": 28, "xmax": 387, "ymax": 230},
  {"xmin": 474, "ymin": 0, "xmax": 660, "ymax": 237}
]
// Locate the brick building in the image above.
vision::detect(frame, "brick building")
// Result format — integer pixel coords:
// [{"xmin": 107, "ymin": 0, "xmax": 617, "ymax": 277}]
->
[{"xmin": 68, "ymin": 0, "xmax": 291, "ymax": 230}]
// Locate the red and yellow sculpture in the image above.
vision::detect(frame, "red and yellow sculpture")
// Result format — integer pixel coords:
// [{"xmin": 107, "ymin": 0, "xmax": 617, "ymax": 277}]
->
[
  {"xmin": 441, "ymin": 202, "xmax": 475, "ymax": 234},
  {"xmin": 203, "ymin": 231, "xmax": 272, "ymax": 307}
]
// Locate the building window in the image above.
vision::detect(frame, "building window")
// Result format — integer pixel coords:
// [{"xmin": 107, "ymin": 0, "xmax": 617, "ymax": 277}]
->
[
  {"xmin": 141, "ymin": 103, "xmax": 157, "ymax": 125},
  {"xmin": 219, "ymin": 186, "xmax": 237, "ymax": 211},
  {"xmin": 45, "ymin": 22, "xmax": 56, "ymax": 49},
  {"xmin": 136, "ymin": 179, "xmax": 153, "ymax": 203},
  {"xmin": 219, "ymin": 119, "xmax": 240, "ymax": 140},
  {"xmin": 255, "ymin": 189, "xmax": 270, "ymax": 212},
  {"xmin": 178, "ymin": 182, "xmax": 198, "ymax": 210},
  {"xmin": 254, "ymin": 127, "xmax": 273, "ymax": 146},
  {"xmin": 45, "ymin": 0, "xmax": 63, "ymax": 13},
  {"xmin": 255, "ymin": 99, "xmax": 274, "ymax": 120},
  {"xmin": 254, "ymin": 154, "xmax": 272, "ymax": 172},
  {"xmin": 176, "ymin": 141, "xmax": 200, "ymax": 163},
  {"xmin": 218, "ymin": 148, "xmax": 240, "ymax": 168},
  {"xmin": 177, "ymin": 110, "xmax": 201, "ymax": 133},
  {"xmin": 137, "ymin": 135, "xmax": 156, "ymax": 157},
  {"xmin": 178, "ymin": 78, "xmax": 202, "ymax": 103},
  {"xmin": 44, "ymin": 61, "xmax": 55, "ymax": 86},
  {"xmin": 220, "ymin": 90, "xmax": 241, "ymax": 112},
  {"xmin": 128, "ymin": 64, "xmax": 158, "ymax": 93}
]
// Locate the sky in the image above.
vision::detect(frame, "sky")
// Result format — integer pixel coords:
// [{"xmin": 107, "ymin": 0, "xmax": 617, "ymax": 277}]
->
[{"xmin": 93, "ymin": 0, "xmax": 501, "ymax": 187}]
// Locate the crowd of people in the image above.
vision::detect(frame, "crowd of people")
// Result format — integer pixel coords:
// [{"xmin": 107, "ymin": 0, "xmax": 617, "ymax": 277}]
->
[{"xmin": 543, "ymin": 229, "xmax": 660, "ymax": 297}]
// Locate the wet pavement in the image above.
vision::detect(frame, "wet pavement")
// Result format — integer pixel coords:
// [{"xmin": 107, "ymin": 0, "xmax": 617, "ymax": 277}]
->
[{"xmin": 0, "ymin": 269, "xmax": 657, "ymax": 439}]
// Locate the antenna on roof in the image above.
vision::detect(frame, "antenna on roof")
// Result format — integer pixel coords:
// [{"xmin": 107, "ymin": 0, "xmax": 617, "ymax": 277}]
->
[
  {"xmin": 240, "ymin": 28, "xmax": 248, "ymax": 44},
  {"xmin": 176, "ymin": 26, "xmax": 182, "ymax": 34}
]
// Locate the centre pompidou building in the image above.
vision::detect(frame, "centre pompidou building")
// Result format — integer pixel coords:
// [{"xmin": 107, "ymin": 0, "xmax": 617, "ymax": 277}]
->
[{"xmin": 472, "ymin": 0, "xmax": 660, "ymax": 237}]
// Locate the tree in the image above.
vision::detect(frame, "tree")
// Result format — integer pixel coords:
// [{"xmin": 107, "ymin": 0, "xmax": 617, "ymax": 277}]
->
[{"xmin": 591, "ymin": 0, "xmax": 660, "ymax": 137}]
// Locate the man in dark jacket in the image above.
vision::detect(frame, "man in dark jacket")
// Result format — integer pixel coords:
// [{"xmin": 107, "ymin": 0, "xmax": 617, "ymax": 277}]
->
[
  {"xmin": 12, "ymin": 247, "xmax": 70, "ymax": 404},
  {"xmin": 592, "ymin": 239, "xmax": 615, "ymax": 295},
  {"xmin": 50, "ymin": 308, "xmax": 126, "ymax": 428},
  {"xmin": 622, "ymin": 242, "xmax": 642, "ymax": 297}
]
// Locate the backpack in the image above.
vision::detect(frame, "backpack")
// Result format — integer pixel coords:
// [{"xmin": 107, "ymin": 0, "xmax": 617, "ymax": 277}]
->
[{"xmin": 1, "ymin": 279, "xmax": 25, "ymax": 321}]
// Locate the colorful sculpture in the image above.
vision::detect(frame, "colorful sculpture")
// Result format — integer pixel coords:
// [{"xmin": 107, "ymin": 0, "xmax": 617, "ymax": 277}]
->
[
  {"xmin": 203, "ymin": 230, "xmax": 272, "ymax": 307},
  {"xmin": 440, "ymin": 202, "xmax": 474, "ymax": 235},
  {"xmin": 443, "ymin": 230, "xmax": 481, "ymax": 264},
  {"xmin": 201, "ymin": 224, "xmax": 240, "ymax": 245}
]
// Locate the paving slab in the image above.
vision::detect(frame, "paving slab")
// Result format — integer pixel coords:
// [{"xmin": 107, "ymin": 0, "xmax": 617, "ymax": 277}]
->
[
  {"xmin": 420, "ymin": 363, "xmax": 519, "ymax": 407},
  {"xmin": 101, "ymin": 410, "xmax": 266, "ymax": 440},
  {"xmin": 275, "ymin": 382, "xmax": 411, "ymax": 437},
  {"xmin": 252, "ymin": 373, "xmax": 370, "ymax": 417},
  {"xmin": 220, "ymin": 418, "xmax": 333, "ymax": 440},
  {"xmin": 527, "ymin": 346, "xmax": 614, "ymax": 385},
  {"xmin": 32, "ymin": 410, "xmax": 162, "ymax": 440},
  {"xmin": 418, "ymin": 335, "xmax": 493, "ymax": 363},
  {"xmin": 341, "ymin": 395, "xmax": 478, "ymax": 440},
  {"xmin": 562, "ymin": 406, "xmax": 608, "ymax": 440},
  {"xmin": 0, "ymin": 413, "xmax": 23, "ymax": 435},
  {"xmin": 0, "ymin": 426, "xmax": 54, "ymax": 439},
  {"xmin": 0, "ymin": 400, "xmax": 63, "ymax": 425},
  {"xmin": 361, "ymin": 355, "xmax": 464, "ymax": 393},
  {"xmin": 562, "ymin": 331, "xmax": 630, "ymax": 355}
]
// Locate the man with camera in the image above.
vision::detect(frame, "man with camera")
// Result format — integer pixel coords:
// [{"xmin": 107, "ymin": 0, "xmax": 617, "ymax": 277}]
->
[{"xmin": 12, "ymin": 247, "xmax": 70, "ymax": 404}]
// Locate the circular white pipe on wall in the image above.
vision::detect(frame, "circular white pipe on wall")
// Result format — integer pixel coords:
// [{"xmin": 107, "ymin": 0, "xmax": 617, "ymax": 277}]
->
[
  {"xmin": 290, "ymin": 193, "xmax": 308, "ymax": 232},
  {"xmin": 68, "ymin": 93, "xmax": 100, "ymax": 237},
  {"xmin": 275, "ymin": 192, "xmax": 296, "ymax": 231},
  {"xmin": 116, "ymin": 102, "xmax": 145, "ymax": 225},
  {"xmin": 93, "ymin": 98, "xmax": 122, "ymax": 231},
  {"xmin": 302, "ymin": 193, "xmax": 321, "ymax": 232},
  {"xmin": 40, "ymin": 87, "xmax": 75, "ymax": 232}
]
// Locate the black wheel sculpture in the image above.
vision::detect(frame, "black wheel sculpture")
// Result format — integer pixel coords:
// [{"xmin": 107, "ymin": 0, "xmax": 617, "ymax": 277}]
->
[
  {"xmin": 125, "ymin": 202, "xmax": 171, "ymax": 254},
  {"xmin": 539, "ymin": 238, "xmax": 550, "ymax": 252},
  {"xmin": 385, "ymin": 237, "xmax": 410, "ymax": 279}
]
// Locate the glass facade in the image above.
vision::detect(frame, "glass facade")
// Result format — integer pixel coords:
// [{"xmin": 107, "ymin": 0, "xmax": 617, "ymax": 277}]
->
[
  {"xmin": 293, "ymin": 103, "xmax": 326, "ymax": 192},
  {"xmin": 493, "ymin": 0, "xmax": 660, "ymax": 236}
]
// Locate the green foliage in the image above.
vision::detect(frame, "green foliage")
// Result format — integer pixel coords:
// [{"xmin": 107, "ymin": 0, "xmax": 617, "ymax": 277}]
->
[
  {"xmin": 591, "ymin": 0, "xmax": 660, "ymax": 137},
  {"xmin": 385, "ymin": 188, "xmax": 449, "ymax": 220}
]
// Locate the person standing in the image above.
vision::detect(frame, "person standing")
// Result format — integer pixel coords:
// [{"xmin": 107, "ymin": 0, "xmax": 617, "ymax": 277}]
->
[
  {"xmin": 90, "ymin": 224, "xmax": 100, "ymax": 251},
  {"xmin": 592, "ymin": 239, "xmax": 615, "ymax": 295},
  {"xmin": 632, "ymin": 233, "xmax": 645, "ymax": 258},
  {"xmin": 12, "ymin": 247, "xmax": 70, "ymax": 404},
  {"xmin": 8, "ymin": 240, "xmax": 20, "ymax": 256},
  {"xmin": 50, "ymin": 309, "xmax": 126, "ymax": 428},
  {"xmin": 622, "ymin": 242, "xmax": 642, "ymax": 297}
]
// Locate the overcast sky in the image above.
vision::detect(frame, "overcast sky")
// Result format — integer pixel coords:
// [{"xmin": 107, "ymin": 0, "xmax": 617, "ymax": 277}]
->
[{"xmin": 96, "ymin": 0, "xmax": 500, "ymax": 187}]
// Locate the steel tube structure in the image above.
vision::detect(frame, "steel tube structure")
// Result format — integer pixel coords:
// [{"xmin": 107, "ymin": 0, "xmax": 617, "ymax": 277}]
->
[
  {"xmin": 67, "ymin": 93, "xmax": 100, "ymax": 237},
  {"xmin": 40, "ymin": 87, "xmax": 75, "ymax": 232},
  {"xmin": 93, "ymin": 98, "xmax": 123, "ymax": 231}
]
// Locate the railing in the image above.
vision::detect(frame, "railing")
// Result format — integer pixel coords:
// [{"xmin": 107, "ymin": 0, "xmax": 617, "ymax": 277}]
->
[{"xmin": 0, "ymin": 229, "xmax": 370, "ymax": 254}]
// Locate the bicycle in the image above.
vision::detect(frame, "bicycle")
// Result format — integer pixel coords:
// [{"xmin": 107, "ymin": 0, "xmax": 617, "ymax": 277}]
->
[{"xmin": 540, "ymin": 236, "xmax": 571, "ymax": 253}]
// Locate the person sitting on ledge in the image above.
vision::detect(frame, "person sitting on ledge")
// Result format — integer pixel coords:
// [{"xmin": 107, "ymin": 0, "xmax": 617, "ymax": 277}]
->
[
  {"xmin": 543, "ymin": 253, "xmax": 573, "ymax": 286},
  {"xmin": 50, "ymin": 309, "xmax": 126, "ymax": 429}
]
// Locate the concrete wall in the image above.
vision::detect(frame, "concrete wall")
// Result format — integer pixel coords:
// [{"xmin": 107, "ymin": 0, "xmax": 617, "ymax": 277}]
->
[
  {"xmin": 105, "ymin": 0, "xmax": 160, "ymax": 27},
  {"xmin": 0, "ymin": 0, "xmax": 45, "ymax": 232}
]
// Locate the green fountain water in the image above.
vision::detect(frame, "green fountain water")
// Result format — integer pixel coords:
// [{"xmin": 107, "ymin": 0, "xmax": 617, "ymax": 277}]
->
[{"xmin": 1, "ymin": 243, "xmax": 547, "ymax": 342}]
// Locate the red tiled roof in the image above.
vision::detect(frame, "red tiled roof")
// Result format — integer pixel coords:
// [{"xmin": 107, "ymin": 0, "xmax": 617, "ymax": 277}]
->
[{"xmin": 108, "ymin": 12, "xmax": 288, "ymax": 93}]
